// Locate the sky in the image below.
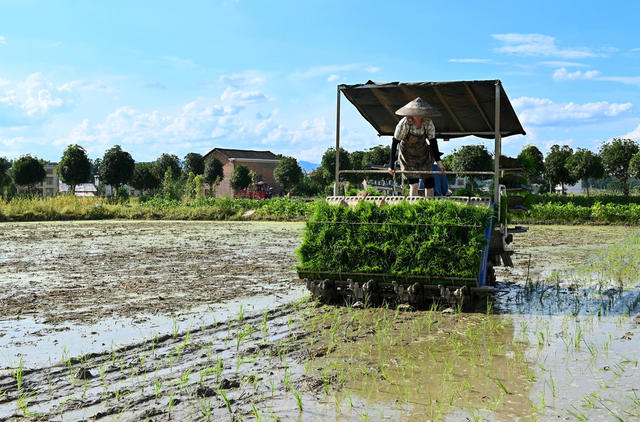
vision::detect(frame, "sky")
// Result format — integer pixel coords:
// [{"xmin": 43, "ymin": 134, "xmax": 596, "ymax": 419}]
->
[{"xmin": 1, "ymin": 0, "xmax": 640, "ymax": 165}]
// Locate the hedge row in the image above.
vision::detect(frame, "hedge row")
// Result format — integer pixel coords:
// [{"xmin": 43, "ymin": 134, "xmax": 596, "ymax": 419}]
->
[
  {"xmin": 297, "ymin": 201, "xmax": 493, "ymax": 278},
  {"xmin": 512, "ymin": 202, "xmax": 640, "ymax": 224},
  {"xmin": 522, "ymin": 193, "xmax": 640, "ymax": 208}
]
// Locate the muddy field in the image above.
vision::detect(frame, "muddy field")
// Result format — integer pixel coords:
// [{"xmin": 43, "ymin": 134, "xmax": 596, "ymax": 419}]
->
[{"xmin": 1, "ymin": 221, "xmax": 640, "ymax": 421}]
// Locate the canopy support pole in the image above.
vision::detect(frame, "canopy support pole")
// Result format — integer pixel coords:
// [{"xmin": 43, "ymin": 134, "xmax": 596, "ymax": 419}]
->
[
  {"xmin": 334, "ymin": 85, "xmax": 341, "ymax": 195},
  {"xmin": 493, "ymin": 81, "xmax": 502, "ymax": 204}
]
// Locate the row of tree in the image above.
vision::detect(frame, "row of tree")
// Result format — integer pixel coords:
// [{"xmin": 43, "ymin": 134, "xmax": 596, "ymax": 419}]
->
[
  {"xmin": 0, "ymin": 146, "xmax": 228, "ymax": 199},
  {"xmin": 2, "ymin": 137, "xmax": 639, "ymax": 199},
  {"xmin": 423, "ymin": 138, "xmax": 640, "ymax": 196},
  {"xmin": 0, "ymin": 144, "xmax": 309, "ymax": 199},
  {"xmin": 516, "ymin": 138, "xmax": 640, "ymax": 196}
]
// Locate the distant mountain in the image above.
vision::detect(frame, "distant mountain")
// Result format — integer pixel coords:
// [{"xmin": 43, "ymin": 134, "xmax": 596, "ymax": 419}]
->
[{"xmin": 298, "ymin": 160, "xmax": 320, "ymax": 173}]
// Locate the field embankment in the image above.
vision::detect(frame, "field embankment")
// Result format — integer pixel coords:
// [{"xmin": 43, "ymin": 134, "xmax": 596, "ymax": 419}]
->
[
  {"xmin": 512, "ymin": 194, "xmax": 640, "ymax": 224},
  {"xmin": 2, "ymin": 194, "xmax": 640, "ymax": 224},
  {"xmin": 0, "ymin": 196, "xmax": 314, "ymax": 222}
]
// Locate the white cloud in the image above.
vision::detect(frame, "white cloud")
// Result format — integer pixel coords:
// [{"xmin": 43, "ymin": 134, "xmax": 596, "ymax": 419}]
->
[
  {"xmin": 143, "ymin": 81, "xmax": 166, "ymax": 90},
  {"xmin": 58, "ymin": 79, "xmax": 117, "ymax": 94},
  {"xmin": 624, "ymin": 123, "xmax": 640, "ymax": 140},
  {"xmin": 0, "ymin": 136, "xmax": 23, "ymax": 147},
  {"xmin": 0, "ymin": 36, "xmax": 5, "ymax": 45},
  {"xmin": 552, "ymin": 67, "xmax": 600, "ymax": 81},
  {"xmin": 220, "ymin": 87, "xmax": 274, "ymax": 104},
  {"xmin": 218, "ymin": 71, "xmax": 266, "ymax": 87},
  {"xmin": 551, "ymin": 67, "xmax": 640, "ymax": 87},
  {"xmin": 160, "ymin": 55, "xmax": 195, "ymax": 68},
  {"xmin": 512, "ymin": 97, "xmax": 633, "ymax": 126},
  {"xmin": 0, "ymin": 73, "xmax": 72, "ymax": 122},
  {"xmin": 492, "ymin": 33, "xmax": 598, "ymax": 59},
  {"xmin": 327, "ymin": 74, "xmax": 339, "ymax": 82},
  {"xmin": 0, "ymin": 73, "xmax": 117, "ymax": 126},
  {"xmin": 54, "ymin": 99, "xmax": 243, "ymax": 157},
  {"xmin": 290, "ymin": 63, "xmax": 380, "ymax": 79},
  {"xmin": 597, "ymin": 76, "xmax": 640, "ymax": 87},
  {"xmin": 540, "ymin": 61, "xmax": 588, "ymax": 67},
  {"xmin": 449, "ymin": 58, "xmax": 492, "ymax": 63}
]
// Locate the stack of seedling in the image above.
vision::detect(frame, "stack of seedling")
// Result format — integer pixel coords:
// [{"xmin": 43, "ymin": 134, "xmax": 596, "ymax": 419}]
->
[{"xmin": 297, "ymin": 200, "xmax": 493, "ymax": 280}]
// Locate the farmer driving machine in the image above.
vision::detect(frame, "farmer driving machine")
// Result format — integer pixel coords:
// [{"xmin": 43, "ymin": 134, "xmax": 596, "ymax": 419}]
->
[{"xmin": 298, "ymin": 80, "xmax": 528, "ymax": 310}]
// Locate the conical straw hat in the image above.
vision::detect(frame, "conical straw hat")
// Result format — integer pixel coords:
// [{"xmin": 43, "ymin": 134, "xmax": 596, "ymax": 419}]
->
[{"xmin": 395, "ymin": 97, "xmax": 441, "ymax": 117}]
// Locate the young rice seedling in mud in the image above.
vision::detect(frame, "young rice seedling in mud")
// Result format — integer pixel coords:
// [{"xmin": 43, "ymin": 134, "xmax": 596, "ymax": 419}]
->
[
  {"xmin": 251, "ymin": 404, "xmax": 261, "ymax": 422},
  {"xmin": 200, "ymin": 399, "xmax": 213, "ymax": 421},
  {"xmin": 287, "ymin": 381, "xmax": 303, "ymax": 411},
  {"xmin": 215, "ymin": 357, "xmax": 224, "ymax": 382},
  {"xmin": 218, "ymin": 388, "xmax": 233, "ymax": 414},
  {"xmin": 167, "ymin": 391, "xmax": 176, "ymax": 417},
  {"xmin": 154, "ymin": 379, "xmax": 162, "ymax": 402},
  {"xmin": 180, "ymin": 368, "xmax": 192, "ymax": 390},
  {"xmin": 237, "ymin": 304, "xmax": 245, "ymax": 323},
  {"xmin": 262, "ymin": 310, "xmax": 269, "ymax": 339},
  {"xmin": 15, "ymin": 357, "xmax": 24, "ymax": 394}
]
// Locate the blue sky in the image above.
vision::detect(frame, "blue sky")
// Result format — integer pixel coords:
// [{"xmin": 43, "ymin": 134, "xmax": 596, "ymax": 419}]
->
[{"xmin": 1, "ymin": 0, "xmax": 639, "ymax": 164}]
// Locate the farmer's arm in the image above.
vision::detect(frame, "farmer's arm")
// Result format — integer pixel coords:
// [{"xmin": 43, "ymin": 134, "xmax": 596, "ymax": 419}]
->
[
  {"xmin": 389, "ymin": 118, "xmax": 408, "ymax": 175},
  {"xmin": 427, "ymin": 120, "xmax": 445, "ymax": 173},
  {"xmin": 389, "ymin": 137, "xmax": 400, "ymax": 175}
]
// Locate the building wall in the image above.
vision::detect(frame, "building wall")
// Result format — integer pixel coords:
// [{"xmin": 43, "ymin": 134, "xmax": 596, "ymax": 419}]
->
[
  {"xmin": 205, "ymin": 151, "xmax": 282, "ymax": 197},
  {"xmin": 42, "ymin": 163, "xmax": 59, "ymax": 196},
  {"xmin": 17, "ymin": 162, "xmax": 59, "ymax": 196}
]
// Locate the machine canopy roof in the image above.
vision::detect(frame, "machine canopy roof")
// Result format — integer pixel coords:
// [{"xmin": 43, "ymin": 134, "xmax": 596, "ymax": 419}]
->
[{"xmin": 339, "ymin": 80, "xmax": 526, "ymax": 140}]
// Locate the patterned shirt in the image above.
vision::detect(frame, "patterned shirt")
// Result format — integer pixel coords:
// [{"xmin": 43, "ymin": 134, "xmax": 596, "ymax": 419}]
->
[{"xmin": 393, "ymin": 117, "xmax": 436, "ymax": 141}]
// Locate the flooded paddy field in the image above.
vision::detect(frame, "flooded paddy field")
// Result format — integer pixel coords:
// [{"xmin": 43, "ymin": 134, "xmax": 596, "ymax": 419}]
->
[{"xmin": 1, "ymin": 222, "xmax": 640, "ymax": 421}]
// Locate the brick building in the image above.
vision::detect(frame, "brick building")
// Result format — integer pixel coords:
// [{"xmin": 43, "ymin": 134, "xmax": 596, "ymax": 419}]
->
[{"xmin": 203, "ymin": 148, "xmax": 282, "ymax": 197}]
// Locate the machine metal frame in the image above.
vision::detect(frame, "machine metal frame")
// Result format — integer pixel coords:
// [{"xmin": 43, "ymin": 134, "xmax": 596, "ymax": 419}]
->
[{"xmin": 302, "ymin": 80, "xmax": 527, "ymax": 308}]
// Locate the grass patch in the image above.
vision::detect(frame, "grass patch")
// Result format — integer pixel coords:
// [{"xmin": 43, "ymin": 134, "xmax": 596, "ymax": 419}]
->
[
  {"xmin": 0, "ymin": 196, "xmax": 314, "ymax": 222},
  {"xmin": 512, "ymin": 202, "xmax": 640, "ymax": 225}
]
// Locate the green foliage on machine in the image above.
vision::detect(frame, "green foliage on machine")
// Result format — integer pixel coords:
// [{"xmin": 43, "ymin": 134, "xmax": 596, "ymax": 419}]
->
[{"xmin": 297, "ymin": 200, "xmax": 492, "ymax": 279}]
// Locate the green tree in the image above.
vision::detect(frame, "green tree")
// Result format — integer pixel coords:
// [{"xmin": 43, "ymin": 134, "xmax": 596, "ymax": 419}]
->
[
  {"xmin": 517, "ymin": 145, "xmax": 544, "ymax": 183},
  {"xmin": 446, "ymin": 145, "xmax": 493, "ymax": 172},
  {"xmin": 544, "ymin": 145, "xmax": 576, "ymax": 194},
  {"xmin": 629, "ymin": 152, "xmax": 640, "ymax": 180},
  {"xmin": 99, "ymin": 145, "xmax": 135, "ymax": 193},
  {"xmin": 230, "ymin": 164, "xmax": 252, "ymax": 192},
  {"xmin": 56, "ymin": 144, "xmax": 91, "ymax": 194},
  {"xmin": 183, "ymin": 171, "xmax": 197, "ymax": 200},
  {"xmin": 347, "ymin": 150, "xmax": 367, "ymax": 184},
  {"xmin": 291, "ymin": 173, "xmax": 324, "ymax": 197},
  {"xmin": 161, "ymin": 167, "xmax": 183, "ymax": 200},
  {"xmin": 155, "ymin": 153, "xmax": 181, "ymax": 180},
  {"xmin": 204, "ymin": 158, "xmax": 224, "ymax": 197},
  {"xmin": 0, "ymin": 157, "xmax": 11, "ymax": 190},
  {"xmin": 194, "ymin": 174, "xmax": 205, "ymax": 200},
  {"xmin": 0, "ymin": 157, "xmax": 16, "ymax": 198},
  {"xmin": 320, "ymin": 147, "xmax": 351, "ymax": 186},
  {"xmin": 130, "ymin": 162, "xmax": 160, "ymax": 192},
  {"xmin": 274, "ymin": 156, "xmax": 303, "ymax": 197},
  {"xmin": 309, "ymin": 167, "xmax": 331, "ymax": 194},
  {"xmin": 183, "ymin": 152, "xmax": 205, "ymax": 177},
  {"xmin": 365, "ymin": 145, "xmax": 390, "ymax": 167},
  {"xmin": 362, "ymin": 144, "xmax": 391, "ymax": 182},
  {"xmin": 600, "ymin": 138, "xmax": 639, "ymax": 196},
  {"xmin": 13, "ymin": 155, "xmax": 46, "ymax": 195},
  {"xmin": 90, "ymin": 158, "xmax": 101, "ymax": 178},
  {"xmin": 350, "ymin": 150, "xmax": 366, "ymax": 170},
  {"xmin": 565, "ymin": 148, "xmax": 604, "ymax": 197}
]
